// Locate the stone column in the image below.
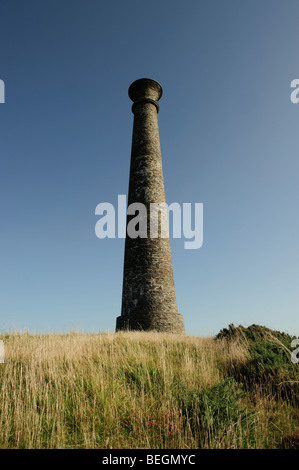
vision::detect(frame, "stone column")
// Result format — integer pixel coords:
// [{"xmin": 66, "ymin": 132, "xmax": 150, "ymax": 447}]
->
[{"xmin": 116, "ymin": 78, "xmax": 185, "ymax": 334}]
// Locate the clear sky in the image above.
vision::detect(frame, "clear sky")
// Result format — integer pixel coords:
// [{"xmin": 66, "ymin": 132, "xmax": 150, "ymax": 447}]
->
[{"xmin": 0, "ymin": 0, "xmax": 298, "ymax": 336}]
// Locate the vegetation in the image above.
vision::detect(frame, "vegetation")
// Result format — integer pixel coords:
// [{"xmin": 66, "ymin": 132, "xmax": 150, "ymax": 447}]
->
[
  {"xmin": 216, "ymin": 324, "xmax": 299, "ymax": 403},
  {"xmin": 0, "ymin": 325, "xmax": 298, "ymax": 449}
]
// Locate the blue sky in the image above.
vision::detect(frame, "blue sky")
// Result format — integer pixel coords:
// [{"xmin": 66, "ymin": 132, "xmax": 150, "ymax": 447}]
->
[{"xmin": 0, "ymin": 0, "xmax": 298, "ymax": 336}]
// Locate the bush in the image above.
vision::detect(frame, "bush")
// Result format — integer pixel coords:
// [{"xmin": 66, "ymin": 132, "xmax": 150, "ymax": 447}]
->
[{"xmin": 216, "ymin": 324, "xmax": 299, "ymax": 403}]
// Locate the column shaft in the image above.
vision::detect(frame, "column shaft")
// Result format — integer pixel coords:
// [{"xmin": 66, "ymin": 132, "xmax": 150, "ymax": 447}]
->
[{"xmin": 116, "ymin": 79, "xmax": 185, "ymax": 334}]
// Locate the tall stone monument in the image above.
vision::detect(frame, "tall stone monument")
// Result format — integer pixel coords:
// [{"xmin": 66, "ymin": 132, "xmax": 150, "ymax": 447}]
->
[{"xmin": 116, "ymin": 78, "xmax": 185, "ymax": 334}]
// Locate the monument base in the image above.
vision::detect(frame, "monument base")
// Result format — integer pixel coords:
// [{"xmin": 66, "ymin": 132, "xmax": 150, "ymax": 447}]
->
[{"xmin": 116, "ymin": 312, "xmax": 185, "ymax": 334}]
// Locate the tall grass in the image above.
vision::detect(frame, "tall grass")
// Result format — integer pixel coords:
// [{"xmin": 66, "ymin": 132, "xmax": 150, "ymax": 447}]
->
[{"xmin": 0, "ymin": 330, "xmax": 298, "ymax": 449}]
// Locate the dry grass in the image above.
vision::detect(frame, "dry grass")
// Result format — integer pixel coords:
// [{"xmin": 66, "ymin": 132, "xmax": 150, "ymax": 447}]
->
[{"xmin": 0, "ymin": 331, "xmax": 297, "ymax": 449}]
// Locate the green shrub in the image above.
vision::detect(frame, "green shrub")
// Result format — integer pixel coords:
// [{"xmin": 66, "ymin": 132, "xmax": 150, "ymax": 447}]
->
[{"xmin": 216, "ymin": 324, "xmax": 299, "ymax": 403}]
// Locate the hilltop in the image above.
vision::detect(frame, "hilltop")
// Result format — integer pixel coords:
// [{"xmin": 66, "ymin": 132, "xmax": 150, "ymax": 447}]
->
[{"xmin": 0, "ymin": 325, "xmax": 298, "ymax": 449}]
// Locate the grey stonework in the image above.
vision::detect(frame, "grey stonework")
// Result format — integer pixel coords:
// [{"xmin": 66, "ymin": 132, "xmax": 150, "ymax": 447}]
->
[{"xmin": 116, "ymin": 78, "xmax": 185, "ymax": 334}]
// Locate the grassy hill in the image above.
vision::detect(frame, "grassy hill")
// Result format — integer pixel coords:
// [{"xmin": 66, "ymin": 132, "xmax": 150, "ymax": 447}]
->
[{"xmin": 0, "ymin": 326, "xmax": 298, "ymax": 449}]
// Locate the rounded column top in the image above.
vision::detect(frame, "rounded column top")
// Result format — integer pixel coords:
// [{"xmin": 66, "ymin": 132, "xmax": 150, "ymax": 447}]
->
[{"xmin": 128, "ymin": 78, "xmax": 163, "ymax": 111}]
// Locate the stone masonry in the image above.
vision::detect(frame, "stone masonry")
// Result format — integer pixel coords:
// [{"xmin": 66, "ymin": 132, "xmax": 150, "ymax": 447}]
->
[{"xmin": 116, "ymin": 78, "xmax": 185, "ymax": 334}]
